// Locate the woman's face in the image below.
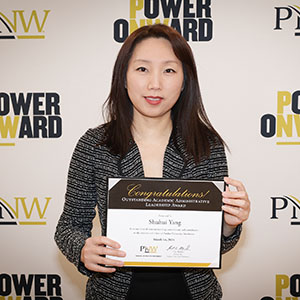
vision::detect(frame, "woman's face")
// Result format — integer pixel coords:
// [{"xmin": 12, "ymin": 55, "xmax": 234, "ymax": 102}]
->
[{"xmin": 126, "ymin": 37, "xmax": 184, "ymax": 121}]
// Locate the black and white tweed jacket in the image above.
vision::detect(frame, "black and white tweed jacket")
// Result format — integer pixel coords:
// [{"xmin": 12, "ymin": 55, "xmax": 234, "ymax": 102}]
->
[{"xmin": 54, "ymin": 126, "xmax": 242, "ymax": 300}]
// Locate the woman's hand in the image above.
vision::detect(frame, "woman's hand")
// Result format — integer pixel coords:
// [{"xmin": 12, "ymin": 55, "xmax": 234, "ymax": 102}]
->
[
  {"xmin": 222, "ymin": 177, "xmax": 250, "ymax": 237},
  {"xmin": 80, "ymin": 236, "xmax": 126, "ymax": 273}
]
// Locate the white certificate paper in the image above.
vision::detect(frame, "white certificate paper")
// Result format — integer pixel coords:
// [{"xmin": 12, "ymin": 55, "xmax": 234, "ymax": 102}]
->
[{"xmin": 106, "ymin": 178, "xmax": 224, "ymax": 268}]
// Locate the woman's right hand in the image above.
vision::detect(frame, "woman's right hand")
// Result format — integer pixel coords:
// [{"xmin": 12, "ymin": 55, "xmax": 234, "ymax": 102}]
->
[{"xmin": 80, "ymin": 236, "xmax": 126, "ymax": 273}]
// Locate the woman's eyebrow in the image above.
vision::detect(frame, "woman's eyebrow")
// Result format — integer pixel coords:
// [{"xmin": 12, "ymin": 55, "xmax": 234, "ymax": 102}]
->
[{"xmin": 133, "ymin": 59, "xmax": 180, "ymax": 64}]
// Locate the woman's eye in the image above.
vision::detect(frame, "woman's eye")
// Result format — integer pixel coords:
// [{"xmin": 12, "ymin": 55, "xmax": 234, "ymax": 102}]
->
[
  {"xmin": 165, "ymin": 68, "xmax": 175, "ymax": 73},
  {"xmin": 137, "ymin": 67, "xmax": 147, "ymax": 72}
]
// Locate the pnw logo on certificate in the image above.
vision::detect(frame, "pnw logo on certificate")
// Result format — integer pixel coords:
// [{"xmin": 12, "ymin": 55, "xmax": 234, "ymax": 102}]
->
[{"xmin": 106, "ymin": 178, "xmax": 224, "ymax": 268}]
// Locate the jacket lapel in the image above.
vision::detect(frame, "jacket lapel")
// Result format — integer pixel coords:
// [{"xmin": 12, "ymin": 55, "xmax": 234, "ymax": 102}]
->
[
  {"xmin": 119, "ymin": 141, "xmax": 144, "ymax": 177},
  {"xmin": 162, "ymin": 137, "xmax": 186, "ymax": 179}
]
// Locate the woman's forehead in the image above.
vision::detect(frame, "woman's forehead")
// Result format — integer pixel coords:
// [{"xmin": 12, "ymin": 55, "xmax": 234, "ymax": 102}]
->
[{"xmin": 130, "ymin": 37, "xmax": 180, "ymax": 63}]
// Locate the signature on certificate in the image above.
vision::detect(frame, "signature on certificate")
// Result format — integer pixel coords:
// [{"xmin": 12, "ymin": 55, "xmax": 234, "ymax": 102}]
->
[{"xmin": 166, "ymin": 244, "xmax": 191, "ymax": 252}]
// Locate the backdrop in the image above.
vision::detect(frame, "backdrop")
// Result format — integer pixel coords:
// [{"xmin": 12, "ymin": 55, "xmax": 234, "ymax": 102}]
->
[{"xmin": 1, "ymin": 1, "xmax": 299, "ymax": 299}]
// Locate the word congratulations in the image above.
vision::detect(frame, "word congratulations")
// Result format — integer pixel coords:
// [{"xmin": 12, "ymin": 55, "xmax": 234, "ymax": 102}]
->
[
  {"xmin": 0, "ymin": 93, "xmax": 62, "ymax": 144},
  {"xmin": 0, "ymin": 273, "xmax": 62, "ymax": 299},
  {"xmin": 127, "ymin": 183, "xmax": 210, "ymax": 200},
  {"xmin": 113, "ymin": 0, "xmax": 213, "ymax": 42},
  {"xmin": 260, "ymin": 91, "xmax": 300, "ymax": 145}
]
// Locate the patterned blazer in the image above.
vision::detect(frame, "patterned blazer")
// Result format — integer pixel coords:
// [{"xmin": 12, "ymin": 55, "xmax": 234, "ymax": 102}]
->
[{"xmin": 54, "ymin": 126, "xmax": 242, "ymax": 300}]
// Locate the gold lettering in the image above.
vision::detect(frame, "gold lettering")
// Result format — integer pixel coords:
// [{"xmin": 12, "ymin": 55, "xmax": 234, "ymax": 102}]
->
[
  {"xmin": 18, "ymin": 10, "xmax": 50, "ymax": 33},
  {"xmin": 130, "ymin": 0, "xmax": 143, "ymax": 19},
  {"xmin": 276, "ymin": 274, "xmax": 289, "ymax": 296},
  {"xmin": 127, "ymin": 184, "xmax": 141, "ymax": 196},
  {"xmin": 127, "ymin": 184, "xmax": 152, "ymax": 199},
  {"xmin": 0, "ymin": 11, "xmax": 18, "ymax": 31},
  {"xmin": 277, "ymin": 114, "xmax": 293, "ymax": 137},
  {"xmin": 0, "ymin": 197, "xmax": 19, "ymax": 218},
  {"xmin": 0, "ymin": 116, "xmax": 20, "ymax": 138},
  {"xmin": 18, "ymin": 197, "xmax": 51, "ymax": 219},
  {"xmin": 127, "ymin": 184, "xmax": 210, "ymax": 200},
  {"xmin": 277, "ymin": 91, "xmax": 291, "ymax": 114}
]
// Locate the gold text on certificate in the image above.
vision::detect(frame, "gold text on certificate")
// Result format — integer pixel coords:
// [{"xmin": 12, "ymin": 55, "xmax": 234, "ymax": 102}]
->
[{"xmin": 127, "ymin": 184, "xmax": 210, "ymax": 200}]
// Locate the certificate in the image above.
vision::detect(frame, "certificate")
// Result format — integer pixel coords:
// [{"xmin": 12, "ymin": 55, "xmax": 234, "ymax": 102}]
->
[{"xmin": 106, "ymin": 178, "xmax": 224, "ymax": 268}]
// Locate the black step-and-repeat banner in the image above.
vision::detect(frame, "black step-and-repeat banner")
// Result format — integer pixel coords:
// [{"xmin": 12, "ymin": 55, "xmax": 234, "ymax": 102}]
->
[{"xmin": 1, "ymin": 1, "xmax": 299, "ymax": 299}]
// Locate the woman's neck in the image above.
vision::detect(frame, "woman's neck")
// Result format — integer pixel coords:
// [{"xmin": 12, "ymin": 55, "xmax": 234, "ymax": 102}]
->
[
  {"xmin": 131, "ymin": 112, "xmax": 173, "ymax": 178},
  {"xmin": 131, "ymin": 113, "xmax": 173, "ymax": 143}
]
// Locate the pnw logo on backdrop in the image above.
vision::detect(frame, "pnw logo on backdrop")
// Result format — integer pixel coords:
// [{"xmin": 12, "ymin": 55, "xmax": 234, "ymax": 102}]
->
[
  {"xmin": 270, "ymin": 195, "xmax": 300, "ymax": 226},
  {"xmin": 274, "ymin": 5, "xmax": 300, "ymax": 36},
  {"xmin": 0, "ymin": 197, "xmax": 51, "ymax": 225},
  {"xmin": 260, "ymin": 91, "xmax": 300, "ymax": 145},
  {"xmin": 0, "ymin": 10, "xmax": 50, "ymax": 39},
  {"xmin": 0, "ymin": 92, "xmax": 62, "ymax": 147},
  {"xmin": 260, "ymin": 274, "xmax": 300, "ymax": 300},
  {"xmin": 113, "ymin": 0, "xmax": 213, "ymax": 42}
]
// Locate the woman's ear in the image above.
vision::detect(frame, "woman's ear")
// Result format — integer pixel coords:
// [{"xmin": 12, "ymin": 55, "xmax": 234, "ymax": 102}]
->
[
  {"xmin": 181, "ymin": 68, "xmax": 186, "ymax": 92},
  {"xmin": 181, "ymin": 80, "xmax": 185, "ymax": 92}
]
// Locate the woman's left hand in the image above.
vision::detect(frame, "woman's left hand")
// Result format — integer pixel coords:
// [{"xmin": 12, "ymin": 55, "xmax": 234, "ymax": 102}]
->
[{"xmin": 222, "ymin": 177, "xmax": 250, "ymax": 236}]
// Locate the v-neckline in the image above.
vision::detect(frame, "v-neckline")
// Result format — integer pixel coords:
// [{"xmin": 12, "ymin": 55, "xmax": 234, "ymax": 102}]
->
[
  {"xmin": 118, "ymin": 132, "xmax": 186, "ymax": 179},
  {"xmin": 132, "ymin": 135, "xmax": 172, "ymax": 179}
]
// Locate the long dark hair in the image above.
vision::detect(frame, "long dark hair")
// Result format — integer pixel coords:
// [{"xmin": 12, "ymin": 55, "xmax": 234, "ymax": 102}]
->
[{"xmin": 102, "ymin": 24, "xmax": 225, "ymax": 163}]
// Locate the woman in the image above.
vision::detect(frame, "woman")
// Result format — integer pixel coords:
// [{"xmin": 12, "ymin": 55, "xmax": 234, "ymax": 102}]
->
[{"xmin": 55, "ymin": 24, "xmax": 250, "ymax": 300}]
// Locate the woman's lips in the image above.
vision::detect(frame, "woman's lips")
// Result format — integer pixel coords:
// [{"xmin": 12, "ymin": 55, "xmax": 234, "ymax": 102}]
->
[{"xmin": 144, "ymin": 96, "xmax": 163, "ymax": 105}]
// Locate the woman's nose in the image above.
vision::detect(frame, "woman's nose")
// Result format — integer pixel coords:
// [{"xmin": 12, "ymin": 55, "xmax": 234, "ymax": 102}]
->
[{"xmin": 147, "ymin": 72, "xmax": 161, "ymax": 90}]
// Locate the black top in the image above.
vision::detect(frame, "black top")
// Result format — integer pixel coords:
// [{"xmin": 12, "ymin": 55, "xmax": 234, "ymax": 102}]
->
[{"xmin": 127, "ymin": 268, "xmax": 191, "ymax": 300}]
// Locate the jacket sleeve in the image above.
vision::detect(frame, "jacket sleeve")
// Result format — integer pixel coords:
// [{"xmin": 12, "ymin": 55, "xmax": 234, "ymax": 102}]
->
[
  {"xmin": 54, "ymin": 129, "xmax": 98, "ymax": 277},
  {"xmin": 207, "ymin": 143, "xmax": 242, "ymax": 255}
]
